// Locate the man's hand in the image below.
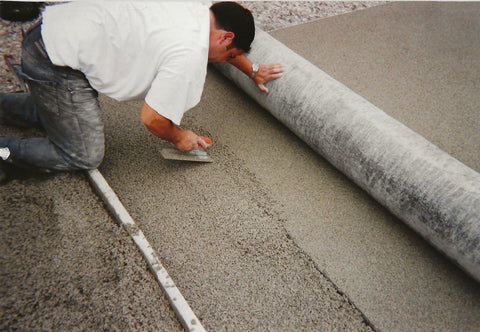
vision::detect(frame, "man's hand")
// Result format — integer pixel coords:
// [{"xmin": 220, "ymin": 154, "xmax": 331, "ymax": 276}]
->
[
  {"xmin": 228, "ymin": 54, "xmax": 285, "ymax": 94},
  {"xmin": 253, "ymin": 63, "xmax": 285, "ymax": 93},
  {"xmin": 174, "ymin": 131, "xmax": 212, "ymax": 151},
  {"xmin": 141, "ymin": 102, "xmax": 212, "ymax": 152}
]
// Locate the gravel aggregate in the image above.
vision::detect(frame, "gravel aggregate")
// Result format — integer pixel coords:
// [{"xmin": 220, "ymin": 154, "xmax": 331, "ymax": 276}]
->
[{"xmin": 242, "ymin": 1, "xmax": 384, "ymax": 31}]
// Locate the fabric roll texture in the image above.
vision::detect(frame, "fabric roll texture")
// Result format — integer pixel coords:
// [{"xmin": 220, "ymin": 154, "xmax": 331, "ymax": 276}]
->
[{"xmin": 214, "ymin": 28, "xmax": 480, "ymax": 282}]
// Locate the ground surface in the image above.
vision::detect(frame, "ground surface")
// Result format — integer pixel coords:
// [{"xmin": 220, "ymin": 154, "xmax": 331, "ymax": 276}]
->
[
  {"xmin": 1, "ymin": 2, "xmax": 382, "ymax": 331},
  {"xmin": 2, "ymin": 2, "xmax": 479, "ymax": 331}
]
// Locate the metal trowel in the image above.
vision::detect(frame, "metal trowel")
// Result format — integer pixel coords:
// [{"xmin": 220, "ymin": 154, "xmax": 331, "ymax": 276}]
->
[
  {"xmin": 160, "ymin": 136, "xmax": 213, "ymax": 162},
  {"xmin": 160, "ymin": 147, "xmax": 213, "ymax": 163}
]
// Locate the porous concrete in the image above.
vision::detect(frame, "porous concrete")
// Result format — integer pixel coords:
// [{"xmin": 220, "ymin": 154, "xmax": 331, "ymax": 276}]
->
[
  {"xmin": 97, "ymin": 95, "xmax": 374, "ymax": 331},
  {"xmin": 209, "ymin": 2, "xmax": 480, "ymax": 330},
  {"xmin": 0, "ymin": 2, "xmax": 380, "ymax": 330},
  {"xmin": 96, "ymin": 3, "xmax": 480, "ymax": 330},
  {"xmin": 1, "ymin": 2, "xmax": 479, "ymax": 331},
  {"xmin": 0, "ymin": 169, "xmax": 183, "ymax": 331}
]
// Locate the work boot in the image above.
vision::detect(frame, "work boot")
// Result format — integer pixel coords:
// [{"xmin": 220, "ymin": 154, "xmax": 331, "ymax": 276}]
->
[{"xmin": 0, "ymin": 147, "xmax": 11, "ymax": 184}]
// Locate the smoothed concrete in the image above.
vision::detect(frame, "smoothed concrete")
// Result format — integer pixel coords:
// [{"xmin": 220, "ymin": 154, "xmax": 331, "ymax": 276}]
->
[
  {"xmin": 202, "ymin": 2, "xmax": 480, "ymax": 331},
  {"xmin": 215, "ymin": 11, "xmax": 480, "ymax": 282}
]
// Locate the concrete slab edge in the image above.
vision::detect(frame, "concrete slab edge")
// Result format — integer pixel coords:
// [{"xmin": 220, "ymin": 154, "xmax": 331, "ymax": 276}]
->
[
  {"xmin": 213, "ymin": 27, "xmax": 480, "ymax": 283},
  {"xmin": 87, "ymin": 169, "xmax": 206, "ymax": 332}
]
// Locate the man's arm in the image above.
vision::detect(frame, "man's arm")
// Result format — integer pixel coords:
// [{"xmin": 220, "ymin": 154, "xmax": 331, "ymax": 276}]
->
[
  {"xmin": 228, "ymin": 54, "xmax": 285, "ymax": 93},
  {"xmin": 140, "ymin": 102, "xmax": 211, "ymax": 151}
]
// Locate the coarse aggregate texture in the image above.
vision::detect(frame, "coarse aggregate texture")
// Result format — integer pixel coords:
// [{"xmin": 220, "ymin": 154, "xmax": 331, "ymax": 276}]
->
[
  {"xmin": 97, "ymin": 96, "xmax": 374, "ymax": 331},
  {"xmin": 1, "ymin": 8, "xmax": 184, "ymax": 326},
  {"xmin": 240, "ymin": 1, "xmax": 385, "ymax": 31},
  {"xmin": 0, "ymin": 19, "xmax": 37, "ymax": 92},
  {"xmin": 0, "ymin": 2, "xmax": 382, "ymax": 330},
  {"xmin": 0, "ymin": 169, "xmax": 183, "ymax": 331}
]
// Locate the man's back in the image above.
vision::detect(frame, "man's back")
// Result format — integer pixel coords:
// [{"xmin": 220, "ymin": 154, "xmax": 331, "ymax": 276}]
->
[{"xmin": 41, "ymin": 1, "xmax": 210, "ymax": 106}]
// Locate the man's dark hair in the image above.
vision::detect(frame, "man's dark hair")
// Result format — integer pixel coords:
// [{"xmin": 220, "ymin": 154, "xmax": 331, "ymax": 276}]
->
[{"xmin": 210, "ymin": 2, "xmax": 255, "ymax": 53}]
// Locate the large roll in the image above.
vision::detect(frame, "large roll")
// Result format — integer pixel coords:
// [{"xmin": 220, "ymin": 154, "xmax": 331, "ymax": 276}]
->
[{"xmin": 214, "ymin": 28, "xmax": 480, "ymax": 282}]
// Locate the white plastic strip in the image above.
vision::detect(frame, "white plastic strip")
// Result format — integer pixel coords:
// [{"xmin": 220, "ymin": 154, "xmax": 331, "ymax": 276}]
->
[{"xmin": 87, "ymin": 169, "xmax": 206, "ymax": 332}]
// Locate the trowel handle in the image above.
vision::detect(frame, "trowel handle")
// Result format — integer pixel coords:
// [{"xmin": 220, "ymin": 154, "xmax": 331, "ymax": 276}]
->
[{"xmin": 199, "ymin": 137, "xmax": 212, "ymax": 147}]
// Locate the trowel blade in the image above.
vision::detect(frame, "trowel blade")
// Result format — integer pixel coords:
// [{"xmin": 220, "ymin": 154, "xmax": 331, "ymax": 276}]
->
[{"xmin": 160, "ymin": 148, "xmax": 213, "ymax": 163}]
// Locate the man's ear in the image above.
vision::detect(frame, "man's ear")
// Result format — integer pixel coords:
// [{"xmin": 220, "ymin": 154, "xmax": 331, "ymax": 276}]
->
[{"xmin": 221, "ymin": 31, "xmax": 235, "ymax": 45}]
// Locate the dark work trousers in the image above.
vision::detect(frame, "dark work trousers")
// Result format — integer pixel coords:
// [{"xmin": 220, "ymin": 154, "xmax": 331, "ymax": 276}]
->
[{"xmin": 0, "ymin": 24, "xmax": 104, "ymax": 172}]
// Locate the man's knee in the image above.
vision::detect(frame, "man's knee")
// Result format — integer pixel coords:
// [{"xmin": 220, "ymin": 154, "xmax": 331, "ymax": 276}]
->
[
  {"xmin": 80, "ymin": 145, "xmax": 105, "ymax": 169},
  {"xmin": 64, "ymin": 144, "xmax": 105, "ymax": 170}
]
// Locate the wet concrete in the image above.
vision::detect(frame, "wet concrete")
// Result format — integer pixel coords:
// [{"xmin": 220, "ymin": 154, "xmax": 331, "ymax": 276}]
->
[{"xmin": 95, "ymin": 4, "xmax": 480, "ymax": 328}]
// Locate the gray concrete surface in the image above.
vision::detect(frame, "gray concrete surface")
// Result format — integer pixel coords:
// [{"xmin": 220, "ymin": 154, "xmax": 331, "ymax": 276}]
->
[
  {"xmin": 202, "ymin": 2, "xmax": 480, "ymax": 331},
  {"xmin": 0, "ymin": 166, "xmax": 183, "ymax": 331},
  {"xmin": 2, "ymin": 2, "xmax": 480, "ymax": 331},
  {"xmin": 215, "ymin": 24, "xmax": 480, "ymax": 282},
  {"xmin": 270, "ymin": 1, "xmax": 480, "ymax": 173},
  {"xmin": 0, "ymin": 3, "xmax": 377, "ymax": 331},
  {"xmin": 97, "ymin": 96, "xmax": 373, "ymax": 331},
  {"xmin": 98, "ymin": 3, "xmax": 480, "ymax": 330}
]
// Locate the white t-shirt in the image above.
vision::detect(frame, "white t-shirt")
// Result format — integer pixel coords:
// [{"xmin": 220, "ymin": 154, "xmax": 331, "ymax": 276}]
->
[{"xmin": 41, "ymin": 1, "xmax": 210, "ymax": 125}]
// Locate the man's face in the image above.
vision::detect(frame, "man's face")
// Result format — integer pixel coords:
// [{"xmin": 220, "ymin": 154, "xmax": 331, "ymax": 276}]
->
[
  {"xmin": 208, "ymin": 30, "xmax": 244, "ymax": 63},
  {"xmin": 208, "ymin": 45, "xmax": 244, "ymax": 63}
]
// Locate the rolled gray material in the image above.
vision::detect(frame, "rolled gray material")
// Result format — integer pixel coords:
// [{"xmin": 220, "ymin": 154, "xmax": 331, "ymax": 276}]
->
[{"xmin": 213, "ymin": 28, "xmax": 480, "ymax": 282}]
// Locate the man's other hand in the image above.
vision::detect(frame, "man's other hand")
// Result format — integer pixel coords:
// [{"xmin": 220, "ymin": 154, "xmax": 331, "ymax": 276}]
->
[{"xmin": 253, "ymin": 63, "xmax": 285, "ymax": 93}]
